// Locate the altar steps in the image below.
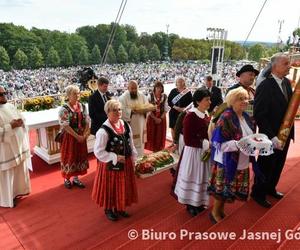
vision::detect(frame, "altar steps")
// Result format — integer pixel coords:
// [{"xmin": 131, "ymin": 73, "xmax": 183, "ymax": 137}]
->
[{"xmin": 1, "ymin": 124, "xmax": 300, "ymax": 249}]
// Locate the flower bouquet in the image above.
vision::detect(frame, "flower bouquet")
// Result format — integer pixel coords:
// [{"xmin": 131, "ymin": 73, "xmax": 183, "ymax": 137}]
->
[
  {"xmin": 80, "ymin": 91, "xmax": 92, "ymax": 103},
  {"xmin": 23, "ymin": 96, "xmax": 56, "ymax": 112}
]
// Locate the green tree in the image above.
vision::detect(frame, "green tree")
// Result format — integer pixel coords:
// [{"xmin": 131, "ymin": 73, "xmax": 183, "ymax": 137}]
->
[
  {"xmin": 76, "ymin": 25, "xmax": 98, "ymax": 50},
  {"xmin": 139, "ymin": 32, "xmax": 153, "ymax": 49},
  {"xmin": 78, "ymin": 46, "xmax": 90, "ymax": 65},
  {"xmin": 128, "ymin": 43, "xmax": 139, "ymax": 62},
  {"xmin": 148, "ymin": 44, "xmax": 161, "ymax": 61},
  {"xmin": 91, "ymin": 44, "xmax": 101, "ymax": 64},
  {"xmin": 124, "ymin": 24, "xmax": 139, "ymax": 44},
  {"xmin": 111, "ymin": 23, "xmax": 127, "ymax": 51},
  {"xmin": 117, "ymin": 44, "xmax": 128, "ymax": 63},
  {"xmin": 60, "ymin": 47, "xmax": 73, "ymax": 66},
  {"xmin": 69, "ymin": 34, "xmax": 88, "ymax": 65},
  {"xmin": 106, "ymin": 45, "xmax": 116, "ymax": 64},
  {"xmin": 0, "ymin": 23, "xmax": 41, "ymax": 60},
  {"xmin": 248, "ymin": 43, "xmax": 266, "ymax": 61},
  {"xmin": 14, "ymin": 49, "xmax": 28, "ymax": 69},
  {"xmin": 46, "ymin": 46, "xmax": 60, "ymax": 67},
  {"xmin": 138, "ymin": 45, "xmax": 148, "ymax": 62},
  {"xmin": 29, "ymin": 46, "xmax": 44, "ymax": 68},
  {"xmin": 0, "ymin": 46, "xmax": 10, "ymax": 71}
]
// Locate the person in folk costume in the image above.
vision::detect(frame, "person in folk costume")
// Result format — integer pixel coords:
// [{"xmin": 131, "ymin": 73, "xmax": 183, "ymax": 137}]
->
[
  {"xmin": 0, "ymin": 86, "xmax": 31, "ymax": 207},
  {"xmin": 92, "ymin": 99, "xmax": 138, "ymax": 221},
  {"xmin": 58, "ymin": 85, "xmax": 90, "ymax": 189},
  {"xmin": 174, "ymin": 88, "xmax": 211, "ymax": 217},
  {"xmin": 119, "ymin": 80, "xmax": 148, "ymax": 157},
  {"xmin": 145, "ymin": 81, "xmax": 169, "ymax": 152},
  {"xmin": 169, "ymin": 102, "xmax": 193, "ymax": 177},
  {"xmin": 167, "ymin": 76, "xmax": 193, "ymax": 145},
  {"xmin": 227, "ymin": 64, "xmax": 259, "ymax": 117},
  {"xmin": 208, "ymin": 87, "xmax": 261, "ymax": 223},
  {"xmin": 251, "ymin": 53, "xmax": 293, "ymax": 208}
]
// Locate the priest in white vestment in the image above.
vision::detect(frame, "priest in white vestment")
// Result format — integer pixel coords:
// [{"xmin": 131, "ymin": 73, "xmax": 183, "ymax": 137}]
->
[
  {"xmin": 0, "ymin": 86, "xmax": 31, "ymax": 208},
  {"xmin": 119, "ymin": 80, "xmax": 148, "ymax": 157}
]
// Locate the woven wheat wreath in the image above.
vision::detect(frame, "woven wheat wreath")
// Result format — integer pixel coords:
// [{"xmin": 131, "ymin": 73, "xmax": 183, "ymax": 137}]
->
[{"xmin": 236, "ymin": 133, "xmax": 274, "ymax": 156}]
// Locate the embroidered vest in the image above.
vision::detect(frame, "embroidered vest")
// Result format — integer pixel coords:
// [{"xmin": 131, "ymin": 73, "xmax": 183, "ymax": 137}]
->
[{"xmin": 102, "ymin": 121, "xmax": 132, "ymax": 157}]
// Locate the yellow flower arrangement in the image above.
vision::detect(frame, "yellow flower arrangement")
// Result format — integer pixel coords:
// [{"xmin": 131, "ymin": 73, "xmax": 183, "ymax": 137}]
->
[
  {"xmin": 80, "ymin": 90, "xmax": 92, "ymax": 103},
  {"xmin": 24, "ymin": 96, "xmax": 56, "ymax": 112}
]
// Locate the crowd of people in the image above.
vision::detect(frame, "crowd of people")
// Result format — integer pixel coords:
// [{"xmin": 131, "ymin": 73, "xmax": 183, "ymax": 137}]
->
[
  {"xmin": 0, "ymin": 53, "xmax": 293, "ymax": 226},
  {"xmin": 0, "ymin": 61, "xmax": 254, "ymax": 100}
]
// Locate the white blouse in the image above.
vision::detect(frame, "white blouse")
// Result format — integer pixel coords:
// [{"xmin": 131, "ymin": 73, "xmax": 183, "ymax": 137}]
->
[{"xmin": 93, "ymin": 119, "xmax": 138, "ymax": 165}]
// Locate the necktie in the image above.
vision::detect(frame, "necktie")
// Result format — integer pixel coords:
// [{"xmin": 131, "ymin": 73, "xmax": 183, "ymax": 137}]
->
[
  {"xmin": 281, "ymin": 82, "xmax": 288, "ymax": 101},
  {"xmin": 103, "ymin": 94, "xmax": 107, "ymax": 103}
]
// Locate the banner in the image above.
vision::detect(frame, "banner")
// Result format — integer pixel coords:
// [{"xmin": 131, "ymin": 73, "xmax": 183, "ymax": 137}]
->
[{"xmin": 277, "ymin": 77, "xmax": 300, "ymax": 147}]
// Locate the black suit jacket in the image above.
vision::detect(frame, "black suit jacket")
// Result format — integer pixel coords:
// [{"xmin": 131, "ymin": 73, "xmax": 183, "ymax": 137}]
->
[
  {"xmin": 254, "ymin": 76, "xmax": 294, "ymax": 140},
  {"xmin": 208, "ymin": 86, "xmax": 223, "ymax": 113},
  {"xmin": 88, "ymin": 91, "xmax": 110, "ymax": 135}
]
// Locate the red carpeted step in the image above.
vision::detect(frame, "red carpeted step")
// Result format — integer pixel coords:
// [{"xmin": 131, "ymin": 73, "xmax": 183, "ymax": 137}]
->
[
  {"xmin": 147, "ymin": 200, "xmax": 244, "ymax": 250},
  {"xmin": 88, "ymin": 196, "xmax": 181, "ymax": 249},
  {"xmin": 181, "ymin": 158, "xmax": 300, "ymax": 250},
  {"xmin": 227, "ymin": 182, "xmax": 300, "ymax": 249},
  {"xmin": 277, "ymin": 222, "xmax": 300, "ymax": 249},
  {"xmin": 0, "ymin": 169, "xmax": 176, "ymax": 249},
  {"xmin": 0, "ymin": 216, "xmax": 23, "ymax": 250}
]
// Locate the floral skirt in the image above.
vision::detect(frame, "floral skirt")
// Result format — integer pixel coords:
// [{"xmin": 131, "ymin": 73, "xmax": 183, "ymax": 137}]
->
[
  {"xmin": 60, "ymin": 133, "xmax": 89, "ymax": 179},
  {"xmin": 207, "ymin": 163, "xmax": 249, "ymax": 203}
]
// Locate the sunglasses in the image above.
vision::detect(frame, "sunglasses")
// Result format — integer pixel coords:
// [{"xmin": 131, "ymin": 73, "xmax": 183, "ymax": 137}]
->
[{"xmin": 0, "ymin": 92, "xmax": 6, "ymax": 97}]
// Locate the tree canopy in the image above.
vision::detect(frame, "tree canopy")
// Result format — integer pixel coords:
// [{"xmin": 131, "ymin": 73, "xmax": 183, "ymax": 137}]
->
[{"xmin": 0, "ymin": 22, "xmax": 278, "ymax": 71}]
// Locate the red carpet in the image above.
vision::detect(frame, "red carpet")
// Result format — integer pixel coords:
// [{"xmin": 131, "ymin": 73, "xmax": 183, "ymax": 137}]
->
[{"xmin": 1, "ymin": 122, "xmax": 300, "ymax": 249}]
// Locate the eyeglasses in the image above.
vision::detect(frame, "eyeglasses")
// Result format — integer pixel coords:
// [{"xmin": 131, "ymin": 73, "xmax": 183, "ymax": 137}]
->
[
  {"xmin": 112, "ymin": 108, "xmax": 122, "ymax": 113},
  {"xmin": 0, "ymin": 92, "xmax": 6, "ymax": 97}
]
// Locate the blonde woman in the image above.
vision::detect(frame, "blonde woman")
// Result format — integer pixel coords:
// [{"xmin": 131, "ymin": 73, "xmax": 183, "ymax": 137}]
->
[
  {"xmin": 58, "ymin": 85, "xmax": 90, "ymax": 189},
  {"xmin": 92, "ymin": 100, "xmax": 138, "ymax": 221},
  {"xmin": 208, "ymin": 87, "xmax": 257, "ymax": 223}
]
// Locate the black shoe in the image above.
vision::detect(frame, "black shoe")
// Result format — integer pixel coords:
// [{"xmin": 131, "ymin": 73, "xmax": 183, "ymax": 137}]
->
[
  {"xmin": 105, "ymin": 210, "xmax": 118, "ymax": 221},
  {"xmin": 64, "ymin": 179, "xmax": 72, "ymax": 189},
  {"xmin": 251, "ymin": 194, "xmax": 271, "ymax": 208},
  {"xmin": 118, "ymin": 211, "xmax": 130, "ymax": 218},
  {"xmin": 268, "ymin": 191, "xmax": 284, "ymax": 199},
  {"xmin": 72, "ymin": 179, "xmax": 85, "ymax": 189},
  {"xmin": 196, "ymin": 205, "xmax": 206, "ymax": 213},
  {"xmin": 186, "ymin": 205, "xmax": 198, "ymax": 217},
  {"xmin": 209, "ymin": 212, "xmax": 218, "ymax": 224}
]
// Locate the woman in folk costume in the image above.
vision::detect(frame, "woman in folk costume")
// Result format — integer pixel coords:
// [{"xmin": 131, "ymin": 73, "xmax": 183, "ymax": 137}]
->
[
  {"xmin": 174, "ymin": 88, "xmax": 211, "ymax": 217},
  {"xmin": 145, "ymin": 81, "xmax": 169, "ymax": 152},
  {"xmin": 208, "ymin": 87, "xmax": 259, "ymax": 223},
  {"xmin": 167, "ymin": 76, "xmax": 193, "ymax": 144},
  {"xmin": 92, "ymin": 99, "xmax": 138, "ymax": 221},
  {"xmin": 58, "ymin": 85, "xmax": 89, "ymax": 189}
]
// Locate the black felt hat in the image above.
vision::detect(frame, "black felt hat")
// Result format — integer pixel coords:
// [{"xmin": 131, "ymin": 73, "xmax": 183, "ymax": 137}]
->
[{"xmin": 236, "ymin": 64, "xmax": 259, "ymax": 77}]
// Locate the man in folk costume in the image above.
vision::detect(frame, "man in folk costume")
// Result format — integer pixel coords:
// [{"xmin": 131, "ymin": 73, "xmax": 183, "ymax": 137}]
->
[
  {"xmin": 252, "ymin": 53, "xmax": 293, "ymax": 208},
  {"xmin": 119, "ymin": 80, "xmax": 148, "ymax": 157},
  {"xmin": 0, "ymin": 86, "xmax": 31, "ymax": 207},
  {"xmin": 227, "ymin": 64, "xmax": 259, "ymax": 116}
]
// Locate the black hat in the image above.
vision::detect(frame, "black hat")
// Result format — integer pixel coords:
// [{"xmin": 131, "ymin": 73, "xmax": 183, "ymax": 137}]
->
[{"xmin": 236, "ymin": 64, "xmax": 259, "ymax": 77}]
